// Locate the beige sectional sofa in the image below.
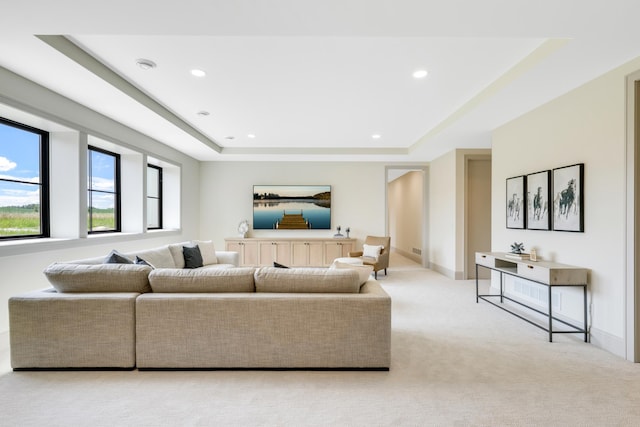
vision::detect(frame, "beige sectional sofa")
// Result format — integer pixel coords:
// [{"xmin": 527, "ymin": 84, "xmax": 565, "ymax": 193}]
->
[{"xmin": 9, "ymin": 241, "xmax": 391, "ymax": 371}]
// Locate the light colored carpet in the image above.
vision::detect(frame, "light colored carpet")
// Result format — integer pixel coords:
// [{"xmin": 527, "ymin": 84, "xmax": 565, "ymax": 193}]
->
[{"xmin": 1, "ymin": 254, "xmax": 639, "ymax": 426}]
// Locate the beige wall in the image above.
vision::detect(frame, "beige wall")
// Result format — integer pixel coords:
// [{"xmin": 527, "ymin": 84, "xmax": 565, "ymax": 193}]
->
[
  {"xmin": 199, "ymin": 162, "xmax": 388, "ymax": 250},
  {"xmin": 492, "ymin": 55, "xmax": 640, "ymax": 357},
  {"xmin": 429, "ymin": 150, "xmax": 457, "ymax": 277},
  {"xmin": 388, "ymin": 171, "xmax": 423, "ymax": 262},
  {"xmin": 429, "ymin": 149, "xmax": 489, "ymax": 278}
]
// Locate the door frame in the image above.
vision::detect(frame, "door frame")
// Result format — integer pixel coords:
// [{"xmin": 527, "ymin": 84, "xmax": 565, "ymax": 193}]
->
[
  {"xmin": 464, "ymin": 153, "xmax": 492, "ymax": 279},
  {"xmin": 625, "ymin": 71, "xmax": 640, "ymax": 362}
]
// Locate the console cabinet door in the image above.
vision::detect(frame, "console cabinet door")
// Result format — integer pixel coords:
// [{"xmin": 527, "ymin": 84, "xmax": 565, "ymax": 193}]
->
[
  {"xmin": 291, "ymin": 241, "xmax": 324, "ymax": 266},
  {"xmin": 258, "ymin": 241, "xmax": 291, "ymax": 266},
  {"xmin": 226, "ymin": 240, "xmax": 258, "ymax": 266},
  {"xmin": 307, "ymin": 242, "xmax": 324, "ymax": 266},
  {"xmin": 324, "ymin": 241, "xmax": 353, "ymax": 264}
]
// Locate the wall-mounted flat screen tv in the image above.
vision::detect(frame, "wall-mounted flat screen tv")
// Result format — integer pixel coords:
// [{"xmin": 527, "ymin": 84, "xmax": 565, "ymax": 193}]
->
[{"xmin": 253, "ymin": 185, "xmax": 331, "ymax": 230}]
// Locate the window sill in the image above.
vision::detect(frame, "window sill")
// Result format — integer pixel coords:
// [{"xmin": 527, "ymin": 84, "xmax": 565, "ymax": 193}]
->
[{"xmin": 0, "ymin": 229, "xmax": 181, "ymax": 258}]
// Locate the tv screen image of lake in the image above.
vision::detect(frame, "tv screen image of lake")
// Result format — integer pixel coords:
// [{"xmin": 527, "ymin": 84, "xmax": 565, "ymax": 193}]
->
[
  {"xmin": 253, "ymin": 186, "xmax": 331, "ymax": 230},
  {"xmin": 253, "ymin": 199, "xmax": 331, "ymax": 230}
]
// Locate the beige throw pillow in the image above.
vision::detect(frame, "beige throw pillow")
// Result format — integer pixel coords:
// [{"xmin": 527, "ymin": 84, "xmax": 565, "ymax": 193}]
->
[{"xmin": 192, "ymin": 240, "xmax": 218, "ymax": 265}]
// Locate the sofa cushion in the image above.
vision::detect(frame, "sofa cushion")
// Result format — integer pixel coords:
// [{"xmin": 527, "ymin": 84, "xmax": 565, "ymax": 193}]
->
[
  {"xmin": 148, "ymin": 267, "xmax": 256, "ymax": 293},
  {"xmin": 192, "ymin": 240, "xmax": 218, "ymax": 265},
  {"xmin": 254, "ymin": 267, "xmax": 360, "ymax": 293},
  {"xmin": 330, "ymin": 261, "xmax": 373, "ymax": 285},
  {"xmin": 132, "ymin": 246, "xmax": 175, "ymax": 268},
  {"xmin": 43, "ymin": 263, "xmax": 152, "ymax": 293},
  {"xmin": 183, "ymin": 245, "xmax": 204, "ymax": 269},
  {"xmin": 168, "ymin": 242, "xmax": 189, "ymax": 269}
]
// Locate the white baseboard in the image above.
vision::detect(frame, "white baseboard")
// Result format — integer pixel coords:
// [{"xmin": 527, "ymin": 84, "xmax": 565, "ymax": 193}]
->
[
  {"xmin": 430, "ymin": 262, "xmax": 463, "ymax": 280},
  {"xmin": 393, "ymin": 247, "xmax": 421, "ymax": 264},
  {"xmin": 590, "ymin": 327, "xmax": 626, "ymax": 359}
]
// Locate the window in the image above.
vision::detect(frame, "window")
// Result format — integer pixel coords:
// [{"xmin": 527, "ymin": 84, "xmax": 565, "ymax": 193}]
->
[
  {"xmin": 88, "ymin": 146, "xmax": 120, "ymax": 233},
  {"xmin": 0, "ymin": 117, "xmax": 49, "ymax": 240},
  {"xmin": 147, "ymin": 164, "xmax": 162, "ymax": 229}
]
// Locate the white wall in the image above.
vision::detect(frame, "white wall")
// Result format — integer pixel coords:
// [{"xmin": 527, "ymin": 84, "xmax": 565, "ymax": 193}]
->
[
  {"xmin": 199, "ymin": 162, "xmax": 387, "ymax": 249},
  {"xmin": 0, "ymin": 67, "xmax": 201, "ymax": 334},
  {"xmin": 492, "ymin": 55, "xmax": 640, "ymax": 357}
]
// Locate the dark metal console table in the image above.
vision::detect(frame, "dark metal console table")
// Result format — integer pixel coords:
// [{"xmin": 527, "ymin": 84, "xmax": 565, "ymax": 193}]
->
[{"xmin": 475, "ymin": 252, "xmax": 588, "ymax": 342}]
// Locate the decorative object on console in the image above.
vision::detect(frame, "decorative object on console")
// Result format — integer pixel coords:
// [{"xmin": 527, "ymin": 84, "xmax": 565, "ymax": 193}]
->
[
  {"xmin": 505, "ymin": 242, "xmax": 529, "ymax": 260},
  {"xmin": 510, "ymin": 242, "xmax": 525, "ymax": 254},
  {"xmin": 552, "ymin": 163, "xmax": 584, "ymax": 232},
  {"xmin": 506, "ymin": 175, "xmax": 526, "ymax": 229},
  {"xmin": 237, "ymin": 220, "xmax": 249, "ymax": 238},
  {"xmin": 346, "ymin": 227, "xmax": 351, "ymax": 238},
  {"xmin": 530, "ymin": 248, "xmax": 538, "ymax": 262},
  {"xmin": 526, "ymin": 170, "xmax": 551, "ymax": 230},
  {"xmin": 334, "ymin": 225, "xmax": 344, "ymax": 238}
]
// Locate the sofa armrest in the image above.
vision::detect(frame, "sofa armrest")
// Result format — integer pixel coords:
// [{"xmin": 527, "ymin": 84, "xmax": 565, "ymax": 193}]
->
[
  {"xmin": 215, "ymin": 251, "xmax": 239, "ymax": 267},
  {"xmin": 9, "ymin": 288, "xmax": 139, "ymax": 369}
]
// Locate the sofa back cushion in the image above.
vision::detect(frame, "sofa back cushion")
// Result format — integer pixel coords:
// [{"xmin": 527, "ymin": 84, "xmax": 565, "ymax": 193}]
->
[
  {"xmin": 148, "ymin": 267, "xmax": 256, "ymax": 293},
  {"xmin": 132, "ymin": 246, "xmax": 176, "ymax": 268},
  {"xmin": 254, "ymin": 267, "xmax": 360, "ymax": 293},
  {"xmin": 43, "ymin": 263, "xmax": 152, "ymax": 293}
]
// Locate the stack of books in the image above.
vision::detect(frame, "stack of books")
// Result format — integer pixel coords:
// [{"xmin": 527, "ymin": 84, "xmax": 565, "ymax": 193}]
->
[{"xmin": 504, "ymin": 252, "xmax": 530, "ymax": 260}]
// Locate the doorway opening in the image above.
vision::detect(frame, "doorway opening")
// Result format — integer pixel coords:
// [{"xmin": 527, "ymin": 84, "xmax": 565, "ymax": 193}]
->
[{"xmin": 385, "ymin": 166, "xmax": 428, "ymax": 267}]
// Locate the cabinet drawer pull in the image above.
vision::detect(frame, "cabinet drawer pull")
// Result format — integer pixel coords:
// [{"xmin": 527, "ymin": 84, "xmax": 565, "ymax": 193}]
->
[
  {"xmin": 527, "ymin": 265, "xmax": 534, "ymax": 269},
  {"xmin": 481, "ymin": 255, "xmax": 487, "ymax": 258}
]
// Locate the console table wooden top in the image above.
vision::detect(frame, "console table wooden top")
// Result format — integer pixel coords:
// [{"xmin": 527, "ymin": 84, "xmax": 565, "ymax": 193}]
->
[{"xmin": 476, "ymin": 252, "xmax": 588, "ymax": 286}]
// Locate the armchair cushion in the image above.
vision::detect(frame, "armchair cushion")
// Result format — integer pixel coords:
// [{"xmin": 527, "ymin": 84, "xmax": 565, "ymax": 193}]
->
[{"xmin": 362, "ymin": 244, "xmax": 384, "ymax": 260}]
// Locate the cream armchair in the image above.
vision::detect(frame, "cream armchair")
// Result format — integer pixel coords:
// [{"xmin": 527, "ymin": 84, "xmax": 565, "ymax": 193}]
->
[{"xmin": 348, "ymin": 236, "xmax": 391, "ymax": 279}]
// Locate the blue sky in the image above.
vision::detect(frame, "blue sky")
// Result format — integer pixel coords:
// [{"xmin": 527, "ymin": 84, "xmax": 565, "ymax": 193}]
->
[
  {"xmin": 0, "ymin": 122, "xmax": 40, "ymax": 207},
  {"xmin": 0, "ymin": 122, "xmax": 118, "ymax": 208}
]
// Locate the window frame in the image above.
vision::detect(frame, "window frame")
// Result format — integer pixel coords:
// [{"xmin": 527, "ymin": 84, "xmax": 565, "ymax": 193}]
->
[
  {"xmin": 0, "ymin": 116, "xmax": 50, "ymax": 240},
  {"xmin": 146, "ymin": 163, "xmax": 163, "ymax": 230},
  {"xmin": 87, "ymin": 145, "xmax": 121, "ymax": 234}
]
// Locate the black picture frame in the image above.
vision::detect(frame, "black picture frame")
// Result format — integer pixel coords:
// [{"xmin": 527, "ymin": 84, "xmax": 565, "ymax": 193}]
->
[
  {"xmin": 506, "ymin": 175, "xmax": 526, "ymax": 229},
  {"xmin": 552, "ymin": 163, "xmax": 584, "ymax": 232},
  {"xmin": 526, "ymin": 170, "xmax": 551, "ymax": 230}
]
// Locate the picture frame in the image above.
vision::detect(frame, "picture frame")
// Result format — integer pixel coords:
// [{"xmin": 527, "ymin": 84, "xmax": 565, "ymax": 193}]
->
[
  {"xmin": 526, "ymin": 170, "xmax": 551, "ymax": 230},
  {"xmin": 552, "ymin": 163, "xmax": 584, "ymax": 232},
  {"xmin": 506, "ymin": 175, "xmax": 526, "ymax": 229}
]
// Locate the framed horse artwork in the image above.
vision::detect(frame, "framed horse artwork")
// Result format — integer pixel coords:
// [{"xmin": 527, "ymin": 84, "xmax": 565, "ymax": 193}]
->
[
  {"xmin": 526, "ymin": 170, "xmax": 551, "ymax": 230},
  {"xmin": 506, "ymin": 175, "xmax": 526, "ymax": 229},
  {"xmin": 552, "ymin": 163, "xmax": 584, "ymax": 232}
]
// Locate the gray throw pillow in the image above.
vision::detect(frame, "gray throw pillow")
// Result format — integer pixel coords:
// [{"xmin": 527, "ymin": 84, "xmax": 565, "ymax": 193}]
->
[
  {"xmin": 135, "ymin": 256, "xmax": 154, "ymax": 268},
  {"xmin": 104, "ymin": 249, "xmax": 132, "ymax": 264},
  {"xmin": 183, "ymin": 245, "xmax": 203, "ymax": 269}
]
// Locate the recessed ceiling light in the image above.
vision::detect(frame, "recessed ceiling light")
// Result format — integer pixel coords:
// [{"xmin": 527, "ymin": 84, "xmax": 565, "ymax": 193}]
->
[
  {"xmin": 196, "ymin": 111, "xmax": 210, "ymax": 116},
  {"xmin": 136, "ymin": 59, "xmax": 157, "ymax": 70},
  {"xmin": 247, "ymin": 134, "xmax": 256, "ymax": 139},
  {"xmin": 225, "ymin": 136, "xmax": 235, "ymax": 140},
  {"xmin": 191, "ymin": 69, "xmax": 206, "ymax": 77},
  {"xmin": 372, "ymin": 134, "xmax": 381, "ymax": 139},
  {"xmin": 412, "ymin": 69, "xmax": 428, "ymax": 79}
]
